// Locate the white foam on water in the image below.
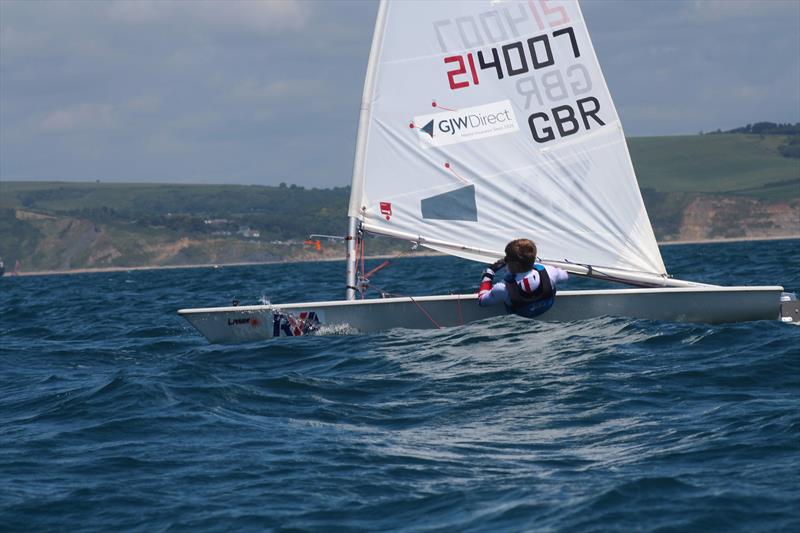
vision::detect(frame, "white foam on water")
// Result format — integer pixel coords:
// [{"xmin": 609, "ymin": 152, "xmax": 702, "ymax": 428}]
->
[{"xmin": 312, "ymin": 323, "xmax": 359, "ymax": 336}]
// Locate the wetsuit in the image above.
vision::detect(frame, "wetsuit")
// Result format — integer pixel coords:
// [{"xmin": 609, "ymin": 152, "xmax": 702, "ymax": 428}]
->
[{"xmin": 478, "ymin": 263, "xmax": 568, "ymax": 318}]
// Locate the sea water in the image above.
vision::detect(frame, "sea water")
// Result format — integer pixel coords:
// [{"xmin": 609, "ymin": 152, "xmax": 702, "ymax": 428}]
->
[{"xmin": 1, "ymin": 239, "xmax": 799, "ymax": 531}]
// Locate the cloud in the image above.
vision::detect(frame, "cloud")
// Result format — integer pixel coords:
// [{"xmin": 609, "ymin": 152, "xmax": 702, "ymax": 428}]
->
[
  {"xmin": 1, "ymin": 0, "xmax": 797, "ymax": 186},
  {"xmin": 0, "ymin": 23, "xmax": 45, "ymax": 51},
  {"xmin": 105, "ymin": 0, "xmax": 311, "ymax": 33},
  {"xmin": 229, "ymin": 79, "xmax": 325, "ymax": 103},
  {"xmin": 104, "ymin": 1, "xmax": 161, "ymax": 24},
  {"xmin": 583, "ymin": 0, "xmax": 799, "ymax": 135},
  {"xmin": 687, "ymin": 0, "xmax": 799, "ymax": 20},
  {"xmin": 125, "ymin": 95, "xmax": 161, "ymax": 113},
  {"xmin": 39, "ymin": 103, "xmax": 117, "ymax": 133}
]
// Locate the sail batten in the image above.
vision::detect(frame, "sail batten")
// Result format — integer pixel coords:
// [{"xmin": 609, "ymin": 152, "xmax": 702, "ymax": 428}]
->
[{"xmin": 349, "ymin": 0, "xmax": 667, "ymax": 278}]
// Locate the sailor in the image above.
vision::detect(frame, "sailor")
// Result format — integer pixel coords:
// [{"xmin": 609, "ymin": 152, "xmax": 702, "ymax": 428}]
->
[{"xmin": 478, "ymin": 238, "xmax": 569, "ymax": 318}]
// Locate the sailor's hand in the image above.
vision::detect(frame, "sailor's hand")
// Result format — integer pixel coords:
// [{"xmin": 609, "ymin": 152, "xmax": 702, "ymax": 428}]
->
[
  {"xmin": 481, "ymin": 260, "xmax": 504, "ymax": 282},
  {"xmin": 480, "ymin": 260, "xmax": 503, "ymax": 294},
  {"xmin": 479, "ymin": 268, "xmax": 494, "ymax": 295},
  {"xmin": 489, "ymin": 259, "xmax": 506, "ymax": 273}
]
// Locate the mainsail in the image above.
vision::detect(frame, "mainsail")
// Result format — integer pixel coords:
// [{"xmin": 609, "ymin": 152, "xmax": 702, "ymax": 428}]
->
[{"xmin": 348, "ymin": 0, "xmax": 667, "ymax": 280}]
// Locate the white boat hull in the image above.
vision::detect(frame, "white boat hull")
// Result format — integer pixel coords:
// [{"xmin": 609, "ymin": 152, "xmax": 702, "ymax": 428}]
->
[{"xmin": 178, "ymin": 286, "xmax": 792, "ymax": 343}]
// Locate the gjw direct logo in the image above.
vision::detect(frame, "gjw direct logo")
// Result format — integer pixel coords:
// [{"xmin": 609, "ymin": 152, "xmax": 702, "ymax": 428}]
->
[
  {"xmin": 414, "ymin": 100, "xmax": 519, "ymax": 147},
  {"xmin": 420, "ymin": 120, "xmax": 435, "ymax": 137}
]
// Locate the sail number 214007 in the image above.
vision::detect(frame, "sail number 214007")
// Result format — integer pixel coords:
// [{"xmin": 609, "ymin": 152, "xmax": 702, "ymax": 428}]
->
[
  {"xmin": 444, "ymin": 28, "xmax": 579, "ymax": 89},
  {"xmin": 444, "ymin": 27, "xmax": 607, "ymax": 144}
]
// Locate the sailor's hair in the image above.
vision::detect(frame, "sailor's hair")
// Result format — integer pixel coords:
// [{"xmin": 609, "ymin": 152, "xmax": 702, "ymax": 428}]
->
[{"xmin": 505, "ymin": 239, "xmax": 537, "ymax": 270}]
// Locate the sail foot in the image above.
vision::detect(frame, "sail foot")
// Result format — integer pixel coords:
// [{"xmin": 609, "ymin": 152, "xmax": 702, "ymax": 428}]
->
[{"xmin": 360, "ymin": 222, "xmax": 706, "ymax": 289}]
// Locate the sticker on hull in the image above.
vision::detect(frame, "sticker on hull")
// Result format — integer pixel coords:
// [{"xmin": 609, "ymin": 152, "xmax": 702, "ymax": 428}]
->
[
  {"xmin": 272, "ymin": 311, "xmax": 320, "ymax": 337},
  {"xmin": 228, "ymin": 316, "xmax": 261, "ymax": 327}
]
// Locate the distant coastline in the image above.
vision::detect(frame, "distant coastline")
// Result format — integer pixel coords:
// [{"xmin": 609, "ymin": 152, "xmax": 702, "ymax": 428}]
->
[
  {"xmin": 8, "ymin": 251, "xmax": 436, "ymax": 277},
  {"xmin": 8, "ymin": 235, "xmax": 798, "ymax": 277},
  {"xmin": 2, "ymin": 168, "xmax": 797, "ymax": 275},
  {"xmin": 658, "ymin": 234, "xmax": 800, "ymax": 246}
]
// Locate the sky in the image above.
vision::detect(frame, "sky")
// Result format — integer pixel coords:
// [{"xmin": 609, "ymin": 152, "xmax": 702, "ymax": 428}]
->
[{"xmin": 1, "ymin": 0, "xmax": 798, "ymax": 188}]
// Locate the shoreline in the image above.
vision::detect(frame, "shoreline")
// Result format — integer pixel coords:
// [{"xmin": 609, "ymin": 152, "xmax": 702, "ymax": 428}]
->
[
  {"xmin": 6, "ymin": 235, "xmax": 798, "ymax": 278},
  {"xmin": 658, "ymin": 234, "xmax": 800, "ymax": 246},
  {"xmin": 6, "ymin": 252, "xmax": 440, "ymax": 277}
]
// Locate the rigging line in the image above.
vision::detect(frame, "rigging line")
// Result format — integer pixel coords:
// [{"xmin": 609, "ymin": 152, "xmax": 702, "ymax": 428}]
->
[
  {"xmin": 354, "ymin": 231, "xmax": 364, "ymax": 299},
  {"xmin": 409, "ymin": 295, "xmax": 443, "ymax": 329},
  {"xmin": 555, "ymin": 259, "xmax": 664, "ymax": 288},
  {"xmin": 370, "ymin": 284, "xmax": 444, "ymax": 329},
  {"xmin": 363, "ymin": 260, "xmax": 391, "ymax": 280},
  {"xmin": 456, "ymin": 293, "xmax": 464, "ymax": 325},
  {"xmin": 362, "ymin": 245, "xmax": 427, "ymax": 282},
  {"xmin": 359, "ymin": 237, "xmax": 366, "ymax": 299},
  {"xmin": 553, "ymin": 257, "xmax": 666, "ymax": 279},
  {"xmin": 444, "ymin": 162, "xmax": 471, "ymax": 185},
  {"xmin": 356, "ymin": 243, "xmax": 420, "ymax": 299}
]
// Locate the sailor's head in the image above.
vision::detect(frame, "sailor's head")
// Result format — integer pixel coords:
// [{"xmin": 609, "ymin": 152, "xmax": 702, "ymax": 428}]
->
[{"xmin": 505, "ymin": 238, "xmax": 536, "ymax": 274}]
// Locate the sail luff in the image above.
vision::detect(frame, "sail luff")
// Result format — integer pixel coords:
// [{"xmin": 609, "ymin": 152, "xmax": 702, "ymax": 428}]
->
[{"xmin": 347, "ymin": 0, "xmax": 389, "ymax": 219}]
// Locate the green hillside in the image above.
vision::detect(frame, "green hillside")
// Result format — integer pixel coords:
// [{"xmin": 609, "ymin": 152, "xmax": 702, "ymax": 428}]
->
[
  {"xmin": 0, "ymin": 132, "xmax": 797, "ymax": 272},
  {"xmin": 629, "ymin": 134, "xmax": 799, "ymax": 199},
  {"xmin": 0, "ymin": 182, "xmax": 350, "ymax": 237},
  {"xmin": 0, "ymin": 182, "xmax": 356, "ymax": 271}
]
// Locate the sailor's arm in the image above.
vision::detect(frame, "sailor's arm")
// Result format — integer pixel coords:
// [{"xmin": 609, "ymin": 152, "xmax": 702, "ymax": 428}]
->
[
  {"xmin": 479, "ymin": 281, "xmax": 508, "ymax": 306},
  {"xmin": 478, "ymin": 260, "xmax": 507, "ymax": 306},
  {"xmin": 545, "ymin": 265, "xmax": 569, "ymax": 284}
]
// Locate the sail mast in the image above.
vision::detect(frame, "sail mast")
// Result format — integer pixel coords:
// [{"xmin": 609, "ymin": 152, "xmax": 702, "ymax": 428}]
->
[{"xmin": 346, "ymin": 0, "xmax": 389, "ymax": 300}]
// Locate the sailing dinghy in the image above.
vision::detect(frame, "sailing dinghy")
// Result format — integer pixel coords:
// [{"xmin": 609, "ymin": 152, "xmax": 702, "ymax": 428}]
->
[{"xmin": 179, "ymin": 0, "xmax": 797, "ymax": 343}]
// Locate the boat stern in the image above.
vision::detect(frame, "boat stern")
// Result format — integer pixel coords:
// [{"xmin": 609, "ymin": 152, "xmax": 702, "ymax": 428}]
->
[{"xmin": 780, "ymin": 292, "xmax": 800, "ymax": 324}]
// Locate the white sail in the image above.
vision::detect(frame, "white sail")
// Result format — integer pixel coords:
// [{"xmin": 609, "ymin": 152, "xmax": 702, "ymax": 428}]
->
[{"xmin": 348, "ymin": 0, "xmax": 666, "ymax": 277}]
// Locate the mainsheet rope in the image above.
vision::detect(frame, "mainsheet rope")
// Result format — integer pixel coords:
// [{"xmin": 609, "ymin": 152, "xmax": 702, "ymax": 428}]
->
[
  {"xmin": 355, "ymin": 239, "xmax": 452, "ymax": 329},
  {"xmin": 369, "ymin": 285, "xmax": 444, "ymax": 330}
]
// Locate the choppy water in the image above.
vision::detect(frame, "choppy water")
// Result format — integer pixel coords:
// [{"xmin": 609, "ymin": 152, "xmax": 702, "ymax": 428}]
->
[{"xmin": 1, "ymin": 239, "xmax": 799, "ymax": 532}]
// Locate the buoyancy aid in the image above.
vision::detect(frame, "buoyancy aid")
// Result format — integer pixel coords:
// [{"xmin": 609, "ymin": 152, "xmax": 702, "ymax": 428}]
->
[{"xmin": 504, "ymin": 264, "xmax": 556, "ymax": 318}]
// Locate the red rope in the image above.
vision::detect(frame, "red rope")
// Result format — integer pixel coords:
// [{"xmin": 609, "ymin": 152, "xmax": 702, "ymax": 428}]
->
[
  {"xmin": 353, "ymin": 235, "xmax": 362, "ymax": 299},
  {"xmin": 359, "ymin": 237, "xmax": 366, "ymax": 299},
  {"xmin": 359, "ymin": 238, "xmax": 365, "ymax": 277},
  {"xmin": 356, "ymin": 245, "xmax": 448, "ymax": 329},
  {"xmin": 363, "ymin": 260, "xmax": 391, "ymax": 280}
]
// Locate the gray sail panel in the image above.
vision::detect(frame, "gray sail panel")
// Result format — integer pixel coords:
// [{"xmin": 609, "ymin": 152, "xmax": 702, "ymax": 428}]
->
[{"xmin": 420, "ymin": 185, "xmax": 477, "ymax": 221}]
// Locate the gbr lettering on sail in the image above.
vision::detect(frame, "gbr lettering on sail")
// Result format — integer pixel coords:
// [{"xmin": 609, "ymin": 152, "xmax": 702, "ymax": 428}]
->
[{"xmin": 434, "ymin": 0, "xmax": 604, "ymax": 144}]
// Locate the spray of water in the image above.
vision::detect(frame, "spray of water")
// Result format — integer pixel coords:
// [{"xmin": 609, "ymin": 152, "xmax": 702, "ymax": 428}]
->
[{"xmin": 312, "ymin": 323, "xmax": 359, "ymax": 336}]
